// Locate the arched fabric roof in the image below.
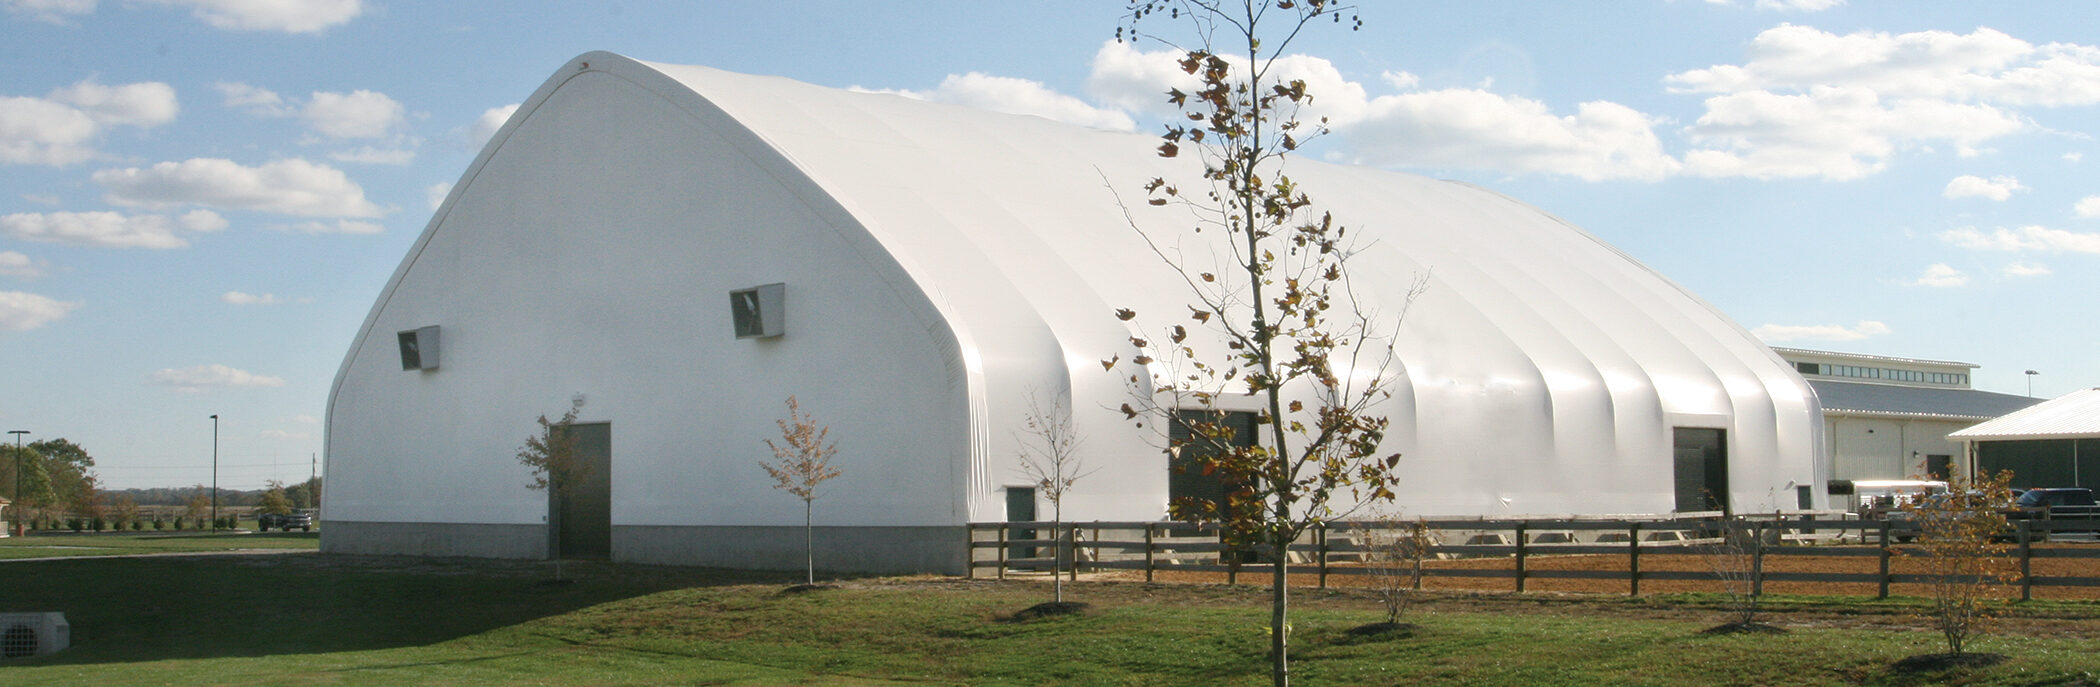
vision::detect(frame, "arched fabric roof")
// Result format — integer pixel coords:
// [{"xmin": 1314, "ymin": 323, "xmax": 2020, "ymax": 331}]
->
[{"xmin": 593, "ymin": 53, "xmax": 1821, "ymax": 515}]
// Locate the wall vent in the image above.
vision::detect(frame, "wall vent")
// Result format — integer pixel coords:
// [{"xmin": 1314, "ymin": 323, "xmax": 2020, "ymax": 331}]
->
[
  {"xmin": 730, "ymin": 283, "xmax": 785, "ymax": 339},
  {"xmin": 398, "ymin": 326, "xmax": 441, "ymax": 370},
  {"xmin": 0, "ymin": 613, "xmax": 69, "ymax": 659}
]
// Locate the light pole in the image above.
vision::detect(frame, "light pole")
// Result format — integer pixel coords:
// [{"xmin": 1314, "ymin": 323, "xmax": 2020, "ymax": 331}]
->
[
  {"xmin": 2025, "ymin": 370, "xmax": 2039, "ymax": 398},
  {"xmin": 210, "ymin": 414, "xmax": 219, "ymax": 532},
  {"xmin": 8, "ymin": 430, "xmax": 26, "ymax": 537}
]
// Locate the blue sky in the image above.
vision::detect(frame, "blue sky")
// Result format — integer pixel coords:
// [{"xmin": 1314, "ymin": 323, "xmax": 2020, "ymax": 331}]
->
[{"xmin": 3, "ymin": 1, "xmax": 2097, "ymax": 489}]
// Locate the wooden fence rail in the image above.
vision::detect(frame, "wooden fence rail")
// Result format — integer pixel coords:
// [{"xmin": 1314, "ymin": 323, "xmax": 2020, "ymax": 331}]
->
[{"xmin": 965, "ymin": 516, "xmax": 2100, "ymax": 600}]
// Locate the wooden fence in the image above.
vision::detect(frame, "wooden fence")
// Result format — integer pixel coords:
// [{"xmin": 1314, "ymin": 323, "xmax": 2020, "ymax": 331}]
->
[{"xmin": 966, "ymin": 514, "xmax": 2100, "ymax": 601}]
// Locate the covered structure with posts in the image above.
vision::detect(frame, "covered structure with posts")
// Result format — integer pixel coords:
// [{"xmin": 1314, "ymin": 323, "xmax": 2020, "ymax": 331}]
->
[
  {"xmin": 1952, "ymin": 387, "xmax": 2100, "ymax": 490},
  {"xmin": 323, "ymin": 52, "xmax": 1827, "ymax": 574}
]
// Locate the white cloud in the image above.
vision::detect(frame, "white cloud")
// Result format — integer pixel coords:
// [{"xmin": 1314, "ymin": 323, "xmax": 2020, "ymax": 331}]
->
[
  {"xmin": 1, "ymin": 78, "xmax": 177, "ymax": 166},
  {"xmin": 222, "ymin": 291, "xmax": 283, "ymax": 305},
  {"xmin": 1679, "ymin": 86, "xmax": 2023, "ymax": 180},
  {"xmin": 1753, "ymin": 320, "xmax": 1891, "ymax": 342},
  {"xmin": 136, "ymin": 0, "xmax": 361, "ymax": 33},
  {"xmin": 0, "ymin": 251, "xmax": 46, "ymax": 278},
  {"xmin": 214, "ymin": 81, "xmax": 291, "ymax": 116},
  {"xmin": 462, "ymin": 104, "xmax": 518, "ymax": 150},
  {"xmin": 147, "ymin": 363, "xmax": 286, "ymax": 391},
  {"xmin": 272, "ymin": 219, "xmax": 382, "ymax": 235},
  {"xmin": 328, "ymin": 145, "xmax": 414, "ymax": 165},
  {"xmin": 93, "ymin": 157, "xmax": 385, "ymax": 218},
  {"xmin": 2004, "ymin": 262, "xmax": 2052, "ymax": 277},
  {"xmin": 0, "ymin": 290, "xmax": 79, "ymax": 331},
  {"xmin": 303, "ymin": 89, "xmax": 403, "ymax": 139},
  {"xmin": 292, "ymin": 414, "xmax": 318, "ymax": 424},
  {"xmin": 425, "ymin": 181, "xmax": 452, "ymax": 211},
  {"xmin": 2, "ymin": 0, "xmax": 95, "ymax": 24},
  {"xmin": 1084, "ymin": 41, "xmax": 1681, "ymax": 181},
  {"xmin": 1943, "ymin": 174, "xmax": 2025, "ymax": 201},
  {"xmin": 2067, "ymin": 152, "xmax": 2085, "ymax": 163},
  {"xmin": 218, "ymin": 83, "xmax": 407, "ymax": 143},
  {"xmin": 1755, "ymin": 0, "xmax": 1844, "ymax": 10},
  {"xmin": 1940, "ymin": 225, "xmax": 2100, "ymax": 254},
  {"xmin": 1085, "ymin": 40, "xmax": 1198, "ymax": 118},
  {"xmin": 0, "ymin": 209, "xmax": 223, "ymax": 249},
  {"xmin": 259, "ymin": 429, "xmax": 312, "ymax": 440},
  {"xmin": 1339, "ymin": 89, "xmax": 1682, "ymax": 182},
  {"xmin": 50, "ymin": 79, "xmax": 180, "ymax": 127},
  {"xmin": 1666, "ymin": 25, "xmax": 2100, "ymax": 180},
  {"xmin": 1904, "ymin": 263, "xmax": 1969, "ymax": 287},
  {"xmin": 862, "ymin": 72, "xmax": 1136, "ymax": 131},
  {"xmin": 2076, "ymin": 195, "xmax": 2100, "ymax": 218}
]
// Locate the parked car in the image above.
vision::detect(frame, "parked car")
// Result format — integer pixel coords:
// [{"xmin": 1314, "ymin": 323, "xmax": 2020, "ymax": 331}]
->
[{"xmin": 256, "ymin": 510, "xmax": 313, "ymax": 532}]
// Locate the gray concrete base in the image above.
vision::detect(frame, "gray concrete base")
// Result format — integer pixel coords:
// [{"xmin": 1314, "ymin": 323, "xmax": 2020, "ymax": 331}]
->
[
  {"xmin": 321, "ymin": 521, "xmax": 967, "ymax": 575},
  {"xmin": 320, "ymin": 521, "xmax": 547, "ymax": 559},
  {"xmin": 618, "ymin": 525, "xmax": 967, "ymax": 575}
]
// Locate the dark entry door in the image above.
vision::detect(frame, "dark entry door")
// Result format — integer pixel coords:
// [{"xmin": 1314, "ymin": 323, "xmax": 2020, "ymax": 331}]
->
[
  {"xmin": 1006, "ymin": 486, "xmax": 1037, "ymax": 560},
  {"xmin": 1672, "ymin": 428, "xmax": 1729, "ymax": 515},
  {"xmin": 555, "ymin": 422, "xmax": 612, "ymax": 560}
]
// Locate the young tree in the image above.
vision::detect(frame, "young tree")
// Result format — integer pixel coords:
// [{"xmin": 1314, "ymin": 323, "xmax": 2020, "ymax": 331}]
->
[
  {"xmin": 110, "ymin": 494, "xmax": 141, "ymax": 531},
  {"xmin": 1014, "ymin": 392, "xmax": 1093, "ymax": 606},
  {"xmin": 1108, "ymin": 2, "xmax": 1416, "ymax": 684},
  {"xmin": 517, "ymin": 406, "xmax": 586, "ymax": 581},
  {"xmin": 761, "ymin": 396, "xmax": 842, "ymax": 587},
  {"xmin": 1351, "ymin": 514, "xmax": 1431, "ymax": 632},
  {"xmin": 257, "ymin": 480, "xmax": 294, "ymax": 516},
  {"xmin": 1897, "ymin": 470, "xmax": 2019, "ymax": 661},
  {"xmin": 184, "ymin": 484, "xmax": 211, "ymax": 530},
  {"xmin": 1696, "ymin": 520, "xmax": 1776, "ymax": 633}
]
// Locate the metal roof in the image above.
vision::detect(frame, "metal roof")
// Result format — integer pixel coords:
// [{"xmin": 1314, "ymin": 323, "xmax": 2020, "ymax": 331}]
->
[
  {"xmin": 1809, "ymin": 379, "xmax": 2042, "ymax": 421},
  {"xmin": 1949, "ymin": 388, "xmax": 2100, "ymax": 441}
]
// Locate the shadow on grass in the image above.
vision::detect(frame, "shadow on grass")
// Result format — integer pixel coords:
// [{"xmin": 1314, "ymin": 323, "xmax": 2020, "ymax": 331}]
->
[{"xmin": 2, "ymin": 552, "xmax": 807, "ymax": 666}]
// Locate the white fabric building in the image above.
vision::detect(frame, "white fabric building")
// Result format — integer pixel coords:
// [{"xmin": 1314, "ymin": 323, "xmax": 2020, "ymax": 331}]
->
[{"xmin": 322, "ymin": 52, "xmax": 1826, "ymax": 573}]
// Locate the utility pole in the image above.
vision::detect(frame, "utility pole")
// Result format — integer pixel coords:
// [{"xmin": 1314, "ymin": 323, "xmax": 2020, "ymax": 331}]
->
[
  {"xmin": 210, "ymin": 414, "xmax": 219, "ymax": 532},
  {"xmin": 8, "ymin": 430, "xmax": 27, "ymax": 537}
]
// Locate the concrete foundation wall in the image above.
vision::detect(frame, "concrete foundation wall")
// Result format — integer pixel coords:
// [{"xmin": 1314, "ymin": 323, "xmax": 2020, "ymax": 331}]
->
[
  {"xmin": 618, "ymin": 525, "xmax": 966, "ymax": 576},
  {"xmin": 321, "ymin": 521, "xmax": 547, "ymax": 559},
  {"xmin": 321, "ymin": 521, "xmax": 967, "ymax": 575}
]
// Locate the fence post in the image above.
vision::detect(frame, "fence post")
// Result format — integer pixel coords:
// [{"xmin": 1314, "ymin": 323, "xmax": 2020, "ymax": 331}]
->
[
  {"xmin": 2019, "ymin": 520, "xmax": 2033, "ymax": 602},
  {"xmin": 1316, "ymin": 522, "xmax": 1330, "ymax": 590},
  {"xmin": 997, "ymin": 522, "xmax": 1008, "ymax": 581},
  {"xmin": 1091, "ymin": 523, "xmax": 1101, "ymax": 577},
  {"xmin": 965, "ymin": 525, "xmax": 976, "ymax": 580},
  {"xmin": 1877, "ymin": 520, "xmax": 1891, "ymax": 600},
  {"xmin": 1628, "ymin": 521, "xmax": 1642, "ymax": 597},
  {"xmin": 1514, "ymin": 521, "xmax": 1528, "ymax": 593},
  {"xmin": 1751, "ymin": 521, "xmax": 1765, "ymax": 599},
  {"xmin": 1066, "ymin": 524, "xmax": 1078, "ymax": 583},
  {"xmin": 1144, "ymin": 522, "xmax": 1156, "ymax": 583}
]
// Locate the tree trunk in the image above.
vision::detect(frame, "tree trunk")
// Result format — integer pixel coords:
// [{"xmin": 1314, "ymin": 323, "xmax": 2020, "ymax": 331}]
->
[
  {"xmin": 804, "ymin": 498, "xmax": 815, "ymax": 586},
  {"xmin": 1272, "ymin": 543, "xmax": 1290, "ymax": 686},
  {"xmin": 1053, "ymin": 502, "xmax": 1065, "ymax": 604}
]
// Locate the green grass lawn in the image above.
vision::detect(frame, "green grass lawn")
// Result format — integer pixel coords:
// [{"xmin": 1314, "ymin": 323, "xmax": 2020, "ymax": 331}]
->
[
  {"xmin": 0, "ymin": 531, "xmax": 319, "ymax": 559},
  {"xmin": 1, "ymin": 553, "xmax": 2096, "ymax": 685}
]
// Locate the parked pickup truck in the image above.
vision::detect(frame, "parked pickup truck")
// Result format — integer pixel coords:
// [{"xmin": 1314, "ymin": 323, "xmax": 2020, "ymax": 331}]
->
[
  {"xmin": 2013, "ymin": 487, "xmax": 2100, "ymax": 520},
  {"xmin": 256, "ymin": 510, "xmax": 313, "ymax": 532}
]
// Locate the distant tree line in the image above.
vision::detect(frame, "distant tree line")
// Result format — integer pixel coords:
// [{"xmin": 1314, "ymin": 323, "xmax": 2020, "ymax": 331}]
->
[{"xmin": 3, "ymin": 438, "xmax": 319, "ymax": 531}]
